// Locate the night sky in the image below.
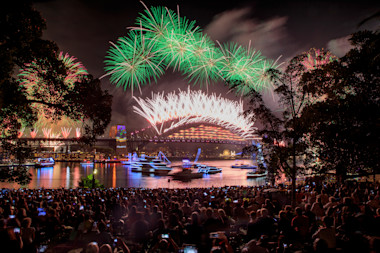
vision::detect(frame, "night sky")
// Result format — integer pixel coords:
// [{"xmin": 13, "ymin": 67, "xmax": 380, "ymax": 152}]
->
[{"xmin": 33, "ymin": 0, "xmax": 379, "ymax": 133}]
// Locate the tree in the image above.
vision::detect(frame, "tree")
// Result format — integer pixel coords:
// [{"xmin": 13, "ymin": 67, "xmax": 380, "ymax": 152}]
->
[
  {"xmin": 235, "ymin": 49, "xmax": 334, "ymax": 205},
  {"xmin": 0, "ymin": 2, "xmax": 112, "ymax": 184},
  {"xmin": 301, "ymin": 30, "xmax": 380, "ymax": 181}
]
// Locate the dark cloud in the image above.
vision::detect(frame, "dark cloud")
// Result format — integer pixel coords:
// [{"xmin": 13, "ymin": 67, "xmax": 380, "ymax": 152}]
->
[
  {"xmin": 327, "ymin": 36, "xmax": 354, "ymax": 57},
  {"xmin": 205, "ymin": 7, "xmax": 291, "ymax": 59}
]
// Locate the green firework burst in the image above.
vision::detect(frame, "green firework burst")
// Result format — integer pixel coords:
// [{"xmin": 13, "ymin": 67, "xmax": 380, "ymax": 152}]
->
[{"xmin": 104, "ymin": 31, "xmax": 165, "ymax": 93}]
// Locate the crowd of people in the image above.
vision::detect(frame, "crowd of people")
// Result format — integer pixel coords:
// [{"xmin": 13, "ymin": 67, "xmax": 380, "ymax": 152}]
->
[{"xmin": 0, "ymin": 180, "xmax": 380, "ymax": 253}]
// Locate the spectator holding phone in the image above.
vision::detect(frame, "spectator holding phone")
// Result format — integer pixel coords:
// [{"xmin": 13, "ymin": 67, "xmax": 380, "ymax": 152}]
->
[
  {"xmin": 149, "ymin": 235, "xmax": 179, "ymax": 253},
  {"xmin": 210, "ymin": 232, "xmax": 233, "ymax": 253}
]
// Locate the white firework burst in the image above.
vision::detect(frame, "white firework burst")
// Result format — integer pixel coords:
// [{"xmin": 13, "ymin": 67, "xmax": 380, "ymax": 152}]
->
[{"xmin": 133, "ymin": 87, "xmax": 257, "ymax": 139}]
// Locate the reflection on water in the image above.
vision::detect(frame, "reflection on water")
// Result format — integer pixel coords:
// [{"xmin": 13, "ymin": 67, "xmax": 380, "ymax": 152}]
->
[{"xmin": 0, "ymin": 160, "xmax": 267, "ymax": 189}]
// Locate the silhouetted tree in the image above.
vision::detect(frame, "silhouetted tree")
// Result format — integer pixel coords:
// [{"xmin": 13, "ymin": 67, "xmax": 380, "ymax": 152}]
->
[
  {"xmin": 234, "ymin": 49, "xmax": 333, "ymax": 205},
  {"xmin": 0, "ymin": 2, "xmax": 112, "ymax": 184},
  {"xmin": 301, "ymin": 30, "xmax": 380, "ymax": 181}
]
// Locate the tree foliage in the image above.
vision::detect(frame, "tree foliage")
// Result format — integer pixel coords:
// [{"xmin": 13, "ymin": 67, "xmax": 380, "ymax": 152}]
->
[
  {"xmin": 236, "ymin": 48, "xmax": 334, "ymax": 204},
  {"xmin": 0, "ymin": 2, "xmax": 112, "ymax": 184},
  {"xmin": 301, "ymin": 30, "xmax": 380, "ymax": 180}
]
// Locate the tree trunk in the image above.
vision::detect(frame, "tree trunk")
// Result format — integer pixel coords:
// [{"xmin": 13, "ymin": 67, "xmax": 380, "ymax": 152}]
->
[
  {"xmin": 291, "ymin": 170, "xmax": 296, "ymax": 207},
  {"xmin": 336, "ymin": 165, "xmax": 346, "ymax": 184},
  {"xmin": 292, "ymin": 138, "xmax": 297, "ymax": 207}
]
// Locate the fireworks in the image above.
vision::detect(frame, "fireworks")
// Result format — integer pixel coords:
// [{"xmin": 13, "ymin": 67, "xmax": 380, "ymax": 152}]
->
[
  {"xmin": 301, "ymin": 48, "xmax": 336, "ymax": 71},
  {"xmin": 75, "ymin": 128, "xmax": 81, "ymax": 138},
  {"xmin": 133, "ymin": 88, "xmax": 256, "ymax": 139},
  {"xmin": 41, "ymin": 132, "xmax": 63, "ymax": 151},
  {"xmin": 61, "ymin": 127, "xmax": 72, "ymax": 139},
  {"xmin": 17, "ymin": 127, "xmax": 25, "ymax": 138},
  {"xmin": 42, "ymin": 128, "xmax": 52, "ymax": 138},
  {"xmin": 19, "ymin": 51, "xmax": 88, "ymax": 98},
  {"xmin": 104, "ymin": 4, "xmax": 277, "ymax": 94},
  {"xmin": 30, "ymin": 129, "xmax": 38, "ymax": 138},
  {"xmin": 18, "ymin": 52, "xmax": 88, "ymax": 137},
  {"xmin": 104, "ymin": 31, "xmax": 164, "ymax": 94}
]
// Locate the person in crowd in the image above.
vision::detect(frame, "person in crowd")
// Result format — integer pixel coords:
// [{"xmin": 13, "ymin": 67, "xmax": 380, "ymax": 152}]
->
[
  {"xmin": 291, "ymin": 207, "xmax": 309, "ymax": 241},
  {"xmin": 312, "ymin": 216, "xmax": 336, "ymax": 251},
  {"xmin": 0, "ymin": 181, "xmax": 379, "ymax": 252},
  {"xmin": 21, "ymin": 217, "xmax": 36, "ymax": 253}
]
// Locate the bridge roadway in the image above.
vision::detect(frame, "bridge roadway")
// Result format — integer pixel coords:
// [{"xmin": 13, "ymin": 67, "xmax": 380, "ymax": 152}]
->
[
  {"xmin": 15, "ymin": 137, "xmax": 260, "ymax": 153},
  {"xmin": 19, "ymin": 137, "xmax": 254, "ymax": 146}
]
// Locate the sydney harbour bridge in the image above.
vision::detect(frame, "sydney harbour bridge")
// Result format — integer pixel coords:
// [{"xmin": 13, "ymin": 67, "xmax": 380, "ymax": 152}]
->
[{"xmin": 17, "ymin": 89, "xmax": 260, "ymax": 153}]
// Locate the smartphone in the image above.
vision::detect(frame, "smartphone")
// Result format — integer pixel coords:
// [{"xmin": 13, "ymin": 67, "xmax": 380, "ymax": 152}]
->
[
  {"xmin": 161, "ymin": 234, "xmax": 169, "ymax": 239},
  {"xmin": 14, "ymin": 228, "xmax": 20, "ymax": 233},
  {"xmin": 209, "ymin": 232, "xmax": 219, "ymax": 238},
  {"xmin": 113, "ymin": 238, "xmax": 118, "ymax": 247},
  {"xmin": 38, "ymin": 245, "xmax": 48, "ymax": 253},
  {"xmin": 184, "ymin": 245, "xmax": 198, "ymax": 253},
  {"xmin": 9, "ymin": 215, "xmax": 15, "ymax": 219},
  {"xmin": 80, "ymin": 205, "xmax": 84, "ymax": 211},
  {"xmin": 210, "ymin": 196, "xmax": 215, "ymax": 199},
  {"xmin": 233, "ymin": 200, "xmax": 238, "ymax": 203}
]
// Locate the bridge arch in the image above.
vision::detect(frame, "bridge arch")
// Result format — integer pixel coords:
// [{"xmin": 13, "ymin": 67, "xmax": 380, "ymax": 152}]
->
[{"xmin": 133, "ymin": 88, "xmax": 257, "ymax": 140}]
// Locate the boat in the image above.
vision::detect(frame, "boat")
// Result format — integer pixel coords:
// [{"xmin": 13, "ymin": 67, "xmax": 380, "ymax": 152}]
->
[
  {"xmin": 130, "ymin": 159, "xmax": 172, "ymax": 174},
  {"xmin": 197, "ymin": 164, "xmax": 222, "ymax": 174},
  {"xmin": 80, "ymin": 160, "xmax": 94, "ymax": 166},
  {"xmin": 231, "ymin": 163, "xmax": 257, "ymax": 169},
  {"xmin": 247, "ymin": 169, "xmax": 267, "ymax": 178},
  {"xmin": 150, "ymin": 159, "xmax": 172, "ymax": 174},
  {"xmin": 130, "ymin": 163, "xmax": 143, "ymax": 172},
  {"xmin": 35, "ymin": 157, "xmax": 55, "ymax": 167},
  {"xmin": 169, "ymin": 169, "xmax": 203, "ymax": 180}
]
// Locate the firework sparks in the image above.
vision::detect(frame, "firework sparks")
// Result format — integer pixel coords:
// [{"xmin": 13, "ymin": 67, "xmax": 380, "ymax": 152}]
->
[
  {"xmin": 17, "ymin": 127, "xmax": 25, "ymax": 138},
  {"xmin": 30, "ymin": 129, "xmax": 38, "ymax": 138},
  {"xmin": 61, "ymin": 127, "xmax": 72, "ymax": 139},
  {"xmin": 133, "ymin": 87, "xmax": 256, "ymax": 139},
  {"xmin": 18, "ymin": 52, "xmax": 88, "ymax": 135},
  {"xmin": 103, "ymin": 31, "xmax": 165, "ymax": 94},
  {"xmin": 301, "ymin": 48, "xmax": 336, "ymax": 71},
  {"xmin": 75, "ymin": 128, "xmax": 81, "ymax": 138},
  {"xmin": 42, "ymin": 128, "xmax": 52, "ymax": 138},
  {"xmin": 104, "ymin": 4, "xmax": 277, "ymax": 93},
  {"xmin": 41, "ymin": 133, "xmax": 63, "ymax": 151}
]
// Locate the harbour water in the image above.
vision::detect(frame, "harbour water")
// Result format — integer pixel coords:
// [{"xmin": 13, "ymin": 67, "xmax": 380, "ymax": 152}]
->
[{"xmin": 0, "ymin": 159, "xmax": 267, "ymax": 189}]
